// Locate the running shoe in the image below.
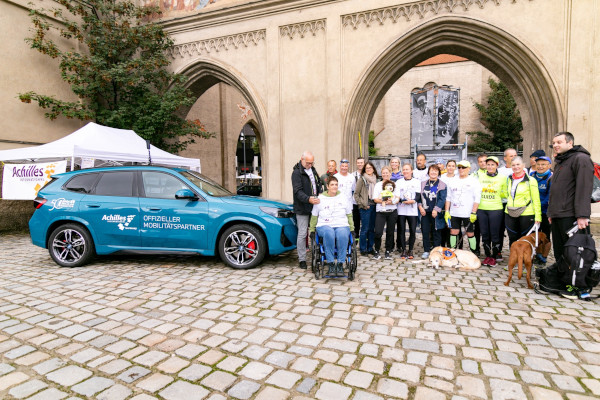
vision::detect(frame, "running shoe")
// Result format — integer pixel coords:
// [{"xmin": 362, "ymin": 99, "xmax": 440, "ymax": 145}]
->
[
  {"xmin": 384, "ymin": 251, "xmax": 392, "ymax": 260},
  {"xmin": 559, "ymin": 285, "xmax": 579, "ymax": 300},
  {"xmin": 496, "ymin": 253, "xmax": 504, "ymax": 262},
  {"xmin": 400, "ymin": 249, "xmax": 407, "ymax": 259},
  {"xmin": 481, "ymin": 257, "xmax": 489, "ymax": 266},
  {"xmin": 487, "ymin": 258, "xmax": 497, "ymax": 267},
  {"xmin": 421, "ymin": 252, "xmax": 430, "ymax": 259},
  {"xmin": 407, "ymin": 250, "xmax": 414, "ymax": 259},
  {"xmin": 372, "ymin": 251, "xmax": 382, "ymax": 260}
]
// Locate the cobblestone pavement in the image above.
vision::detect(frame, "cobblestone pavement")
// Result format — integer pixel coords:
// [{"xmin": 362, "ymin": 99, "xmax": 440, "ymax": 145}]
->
[{"xmin": 1, "ymin": 233, "xmax": 599, "ymax": 400}]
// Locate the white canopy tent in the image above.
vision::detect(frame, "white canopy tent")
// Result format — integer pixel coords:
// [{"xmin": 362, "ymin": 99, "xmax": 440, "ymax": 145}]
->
[{"xmin": 0, "ymin": 122, "xmax": 201, "ymax": 171}]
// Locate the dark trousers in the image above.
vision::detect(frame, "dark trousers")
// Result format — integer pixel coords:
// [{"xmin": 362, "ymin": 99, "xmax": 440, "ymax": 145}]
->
[
  {"xmin": 505, "ymin": 214, "xmax": 535, "ymax": 246},
  {"xmin": 375, "ymin": 210, "xmax": 397, "ymax": 252},
  {"xmin": 478, "ymin": 209, "xmax": 504, "ymax": 256},
  {"xmin": 352, "ymin": 204, "xmax": 361, "ymax": 237},
  {"xmin": 550, "ymin": 216, "xmax": 587, "ymax": 262},
  {"xmin": 421, "ymin": 213, "xmax": 441, "ymax": 252},
  {"xmin": 474, "ymin": 219, "xmax": 481, "ymax": 252},
  {"xmin": 540, "ymin": 213, "xmax": 551, "ymax": 239},
  {"xmin": 397, "ymin": 215, "xmax": 417, "ymax": 251},
  {"xmin": 440, "ymin": 227, "xmax": 450, "ymax": 247}
]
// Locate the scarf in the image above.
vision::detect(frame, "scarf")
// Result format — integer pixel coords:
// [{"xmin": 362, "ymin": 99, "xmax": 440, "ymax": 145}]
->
[
  {"xmin": 535, "ymin": 170, "xmax": 551, "ymax": 179},
  {"xmin": 512, "ymin": 171, "xmax": 525, "ymax": 180},
  {"xmin": 363, "ymin": 173, "xmax": 377, "ymax": 199},
  {"xmin": 486, "ymin": 171, "xmax": 498, "ymax": 177}
]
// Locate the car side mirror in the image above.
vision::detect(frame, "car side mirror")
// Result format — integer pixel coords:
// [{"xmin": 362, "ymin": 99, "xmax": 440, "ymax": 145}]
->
[{"xmin": 175, "ymin": 189, "xmax": 198, "ymax": 200}]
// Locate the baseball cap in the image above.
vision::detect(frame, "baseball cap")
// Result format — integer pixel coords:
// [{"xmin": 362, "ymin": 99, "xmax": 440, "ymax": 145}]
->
[
  {"xmin": 535, "ymin": 156, "xmax": 552, "ymax": 164},
  {"xmin": 530, "ymin": 149, "xmax": 546, "ymax": 158},
  {"xmin": 435, "ymin": 158, "xmax": 445, "ymax": 165},
  {"xmin": 485, "ymin": 156, "xmax": 499, "ymax": 165},
  {"xmin": 457, "ymin": 160, "xmax": 471, "ymax": 168}
]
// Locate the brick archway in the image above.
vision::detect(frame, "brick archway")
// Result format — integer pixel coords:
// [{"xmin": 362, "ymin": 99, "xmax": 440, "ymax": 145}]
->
[{"xmin": 344, "ymin": 16, "xmax": 563, "ymax": 159}]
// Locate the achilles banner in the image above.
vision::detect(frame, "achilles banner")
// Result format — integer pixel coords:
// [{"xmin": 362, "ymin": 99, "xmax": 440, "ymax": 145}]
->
[{"xmin": 2, "ymin": 161, "xmax": 67, "ymax": 200}]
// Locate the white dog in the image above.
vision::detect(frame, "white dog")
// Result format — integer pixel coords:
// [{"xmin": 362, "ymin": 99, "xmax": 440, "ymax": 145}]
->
[{"xmin": 428, "ymin": 246, "xmax": 481, "ymax": 270}]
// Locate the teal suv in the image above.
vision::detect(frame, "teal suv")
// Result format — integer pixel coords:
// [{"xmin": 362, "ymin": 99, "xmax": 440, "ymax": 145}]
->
[{"xmin": 29, "ymin": 166, "xmax": 297, "ymax": 269}]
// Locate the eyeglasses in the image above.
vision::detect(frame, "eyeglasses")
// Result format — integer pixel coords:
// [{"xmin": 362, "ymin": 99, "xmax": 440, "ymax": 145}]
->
[
  {"xmin": 340, "ymin": 159, "xmax": 349, "ymax": 163},
  {"xmin": 457, "ymin": 166, "xmax": 468, "ymax": 169}
]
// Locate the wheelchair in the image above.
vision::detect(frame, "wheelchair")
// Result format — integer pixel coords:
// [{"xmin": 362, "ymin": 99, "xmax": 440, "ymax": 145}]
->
[{"xmin": 310, "ymin": 229, "xmax": 358, "ymax": 280}]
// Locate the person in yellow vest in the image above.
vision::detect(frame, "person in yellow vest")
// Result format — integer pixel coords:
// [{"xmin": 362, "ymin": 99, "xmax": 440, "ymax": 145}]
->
[
  {"xmin": 504, "ymin": 156, "xmax": 542, "ymax": 246},
  {"xmin": 477, "ymin": 156, "xmax": 507, "ymax": 267}
]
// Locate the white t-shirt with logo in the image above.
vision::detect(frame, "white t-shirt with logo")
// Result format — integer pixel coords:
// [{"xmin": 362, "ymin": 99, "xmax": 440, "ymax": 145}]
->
[
  {"xmin": 440, "ymin": 173, "xmax": 457, "ymax": 186},
  {"xmin": 305, "ymin": 168, "xmax": 318, "ymax": 195},
  {"xmin": 413, "ymin": 167, "xmax": 429, "ymax": 182},
  {"xmin": 334, "ymin": 172, "xmax": 356, "ymax": 206},
  {"xmin": 311, "ymin": 194, "xmax": 352, "ymax": 228},
  {"xmin": 373, "ymin": 181, "xmax": 399, "ymax": 212},
  {"xmin": 396, "ymin": 178, "xmax": 421, "ymax": 216},
  {"xmin": 446, "ymin": 175, "xmax": 482, "ymax": 218}
]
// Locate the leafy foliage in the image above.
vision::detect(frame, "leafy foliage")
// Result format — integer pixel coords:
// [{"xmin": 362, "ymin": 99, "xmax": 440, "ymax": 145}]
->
[
  {"xmin": 369, "ymin": 130, "xmax": 378, "ymax": 157},
  {"xmin": 466, "ymin": 78, "xmax": 523, "ymax": 152},
  {"xmin": 19, "ymin": 0, "xmax": 213, "ymax": 152}
]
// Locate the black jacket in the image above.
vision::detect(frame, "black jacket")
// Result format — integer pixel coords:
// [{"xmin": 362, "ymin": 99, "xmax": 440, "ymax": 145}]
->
[
  {"xmin": 292, "ymin": 161, "xmax": 322, "ymax": 215},
  {"xmin": 547, "ymin": 145, "xmax": 594, "ymax": 219}
]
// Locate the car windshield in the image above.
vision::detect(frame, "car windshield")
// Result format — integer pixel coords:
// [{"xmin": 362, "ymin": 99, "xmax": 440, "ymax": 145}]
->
[{"xmin": 180, "ymin": 170, "xmax": 233, "ymax": 197}]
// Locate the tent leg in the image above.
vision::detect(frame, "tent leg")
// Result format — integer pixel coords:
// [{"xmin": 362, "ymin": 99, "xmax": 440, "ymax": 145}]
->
[{"xmin": 71, "ymin": 156, "xmax": 75, "ymax": 171}]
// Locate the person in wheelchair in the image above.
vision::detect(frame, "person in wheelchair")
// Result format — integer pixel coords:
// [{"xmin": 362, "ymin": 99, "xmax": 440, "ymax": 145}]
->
[{"xmin": 309, "ymin": 176, "xmax": 355, "ymax": 277}]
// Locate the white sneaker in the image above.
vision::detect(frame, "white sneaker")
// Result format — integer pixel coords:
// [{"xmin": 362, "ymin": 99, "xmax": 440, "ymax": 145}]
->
[{"xmin": 421, "ymin": 252, "xmax": 430, "ymax": 259}]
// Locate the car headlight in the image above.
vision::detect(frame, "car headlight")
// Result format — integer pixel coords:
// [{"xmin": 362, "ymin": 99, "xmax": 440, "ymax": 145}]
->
[{"xmin": 260, "ymin": 206, "xmax": 294, "ymax": 218}]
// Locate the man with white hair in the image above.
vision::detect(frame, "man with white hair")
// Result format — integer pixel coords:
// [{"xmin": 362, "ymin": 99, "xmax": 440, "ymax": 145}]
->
[{"xmin": 292, "ymin": 151, "xmax": 322, "ymax": 269}]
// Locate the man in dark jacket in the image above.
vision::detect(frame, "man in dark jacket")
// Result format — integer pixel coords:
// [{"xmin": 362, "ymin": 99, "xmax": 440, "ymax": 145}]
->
[
  {"xmin": 547, "ymin": 132, "xmax": 594, "ymax": 262},
  {"xmin": 292, "ymin": 151, "xmax": 322, "ymax": 269}
]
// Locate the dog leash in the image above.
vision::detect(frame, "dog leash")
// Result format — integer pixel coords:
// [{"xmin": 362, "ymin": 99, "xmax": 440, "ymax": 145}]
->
[{"xmin": 525, "ymin": 224, "xmax": 539, "ymax": 247}]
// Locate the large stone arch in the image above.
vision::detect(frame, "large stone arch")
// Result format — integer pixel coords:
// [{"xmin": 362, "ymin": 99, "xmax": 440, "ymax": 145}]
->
[
  {"xmin": 175, "ymin": 58, "xmax": 270, "ymax": 191},
  {"xmin": 344, "ymin": 16, "xmax": 564, "ymax": 159}
]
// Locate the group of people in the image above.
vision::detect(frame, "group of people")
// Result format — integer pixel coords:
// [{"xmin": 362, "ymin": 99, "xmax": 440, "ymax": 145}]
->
[{"xmin": 292, "ymin": 132, "xmax": 595, "ymax": 280}]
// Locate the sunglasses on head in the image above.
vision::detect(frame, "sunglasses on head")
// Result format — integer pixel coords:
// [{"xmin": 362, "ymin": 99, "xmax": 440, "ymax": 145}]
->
[{"xmin": 457, "ymin": 166, "xmax": 468, "ymax": 169}]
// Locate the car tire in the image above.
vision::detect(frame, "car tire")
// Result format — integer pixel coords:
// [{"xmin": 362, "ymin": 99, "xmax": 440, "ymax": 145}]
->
[
  {"xmin": 218, "ymin": 224, "xmax": 266, "ymax": 269},
  {"xmin": 48, "ymin": 223, "xmax": 95, "ymax": 268}
]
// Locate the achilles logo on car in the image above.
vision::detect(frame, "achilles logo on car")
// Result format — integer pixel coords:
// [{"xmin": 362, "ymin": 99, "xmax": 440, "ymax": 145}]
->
[{"xmin": 49, "ymin": 198, "xmax": 75, "ymax": 211}]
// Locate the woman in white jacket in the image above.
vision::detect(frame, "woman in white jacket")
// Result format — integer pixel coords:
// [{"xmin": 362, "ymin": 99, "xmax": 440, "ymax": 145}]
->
[{"xmin": 396, "ymin": 164, "xmax": 421, "ymax": 259}]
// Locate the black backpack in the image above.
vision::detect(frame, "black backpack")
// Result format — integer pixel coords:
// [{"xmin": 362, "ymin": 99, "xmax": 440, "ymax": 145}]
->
[{"xmin": 559, "ymin": 233, "xmax": 599, "ymax": 289}]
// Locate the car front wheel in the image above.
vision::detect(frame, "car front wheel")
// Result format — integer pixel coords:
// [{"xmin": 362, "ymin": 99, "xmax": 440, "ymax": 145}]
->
[
  {"xmin": 218, "ymin": 224, "xmax": 266, "ymax": 269},
  {"xmin": 48, "ymin": 223, "xmax": 95, "ymax": 267}
]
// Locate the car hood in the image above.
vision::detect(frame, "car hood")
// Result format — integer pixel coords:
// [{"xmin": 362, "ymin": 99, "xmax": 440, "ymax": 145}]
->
[{"xmin": 220, "ymin": 195, "xmax": 293, "ymax": 210}]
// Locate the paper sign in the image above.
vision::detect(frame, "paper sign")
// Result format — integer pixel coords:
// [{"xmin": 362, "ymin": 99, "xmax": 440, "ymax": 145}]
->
[{"xmin": 2, "ymin": 161, "xmax": 67, "ymax": 200}]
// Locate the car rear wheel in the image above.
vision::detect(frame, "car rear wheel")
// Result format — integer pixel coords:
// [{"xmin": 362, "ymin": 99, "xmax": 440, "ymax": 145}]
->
[
  {"xmin": 48, "ymin": 224, "xmax": 95, "ymax": 267},
  {"xmin": 218, "ymin": 224, "xmax": 266, "ymax": 269}
]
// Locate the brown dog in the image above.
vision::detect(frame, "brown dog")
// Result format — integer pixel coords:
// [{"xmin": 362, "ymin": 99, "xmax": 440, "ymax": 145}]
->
[{"xmin": 505, "ymin": 231, "xmax": 551, "ymax": 288}]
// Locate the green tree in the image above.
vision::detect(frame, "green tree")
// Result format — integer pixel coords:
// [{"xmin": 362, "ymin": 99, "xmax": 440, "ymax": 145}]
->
[
  {"xmin": 466, "ymin": 78, "xmax": 523, "ymax": 152},
  {"xmin": 18, "ymin": 0, "xmax": 212, "ymax": 152},
  {"xmin": 369, "ymin": 130, "xmax": 378, "ymax": 157}
]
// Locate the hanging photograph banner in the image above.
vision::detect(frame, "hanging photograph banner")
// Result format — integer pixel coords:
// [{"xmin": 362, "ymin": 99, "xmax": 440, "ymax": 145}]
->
[
  {"xmin": 1, "ymin": 160, "xmax": 67, "ymax": 200},
  {"xmin": 410, "ymin": 89, "xmax": 435, "ymax": 147},
  {"xmin": 436, "ymin": 88, "xmax": 460, "ymax": 146}
]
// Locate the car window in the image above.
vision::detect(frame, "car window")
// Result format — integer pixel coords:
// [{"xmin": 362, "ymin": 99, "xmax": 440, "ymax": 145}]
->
[
  {"xmin": 180, "ymin": 170, "xmax": 232, "ymax": 197},
  {"xmin": 64, "ymin": 173, "xmax": 100, "ymax": 193},
  {"xmin": 142, "ymin": 171, "xmax": 189, "ymax": 199},
  {"xmin": 93, "ymin": 171, "xmax": 135, "ymax": 197}
]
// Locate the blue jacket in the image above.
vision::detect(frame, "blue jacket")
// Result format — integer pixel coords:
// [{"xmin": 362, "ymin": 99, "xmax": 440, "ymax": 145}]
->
[
  {"xmin": 532, "ymin": 171, "xmax": 552, "ymax": 214},
  {"xmin": 418, "ymin": 179, "xmax": 447, "ymax": 230}
]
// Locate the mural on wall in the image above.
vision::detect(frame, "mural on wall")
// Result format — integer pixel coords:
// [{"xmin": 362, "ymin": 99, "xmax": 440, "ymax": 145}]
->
[{"xmin": 142, "ymin": 0, "xmax": 217, "ymax": 17}]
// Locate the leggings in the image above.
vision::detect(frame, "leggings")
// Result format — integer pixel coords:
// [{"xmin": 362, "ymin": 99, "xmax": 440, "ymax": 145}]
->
[
  {"xmin": 397, "ymin": 215, "xmax": 417, "ymax": 251},
  {"xmin": 477, "ymin": 209, "xmax": 504, "ymax": 256},
  {"xmin": 505, "ymin": 214, "xmax": 535, "ymax": 246},
  {"xmin": 375, "ymin": 210, "xmax": 397, "ymax": 252}
]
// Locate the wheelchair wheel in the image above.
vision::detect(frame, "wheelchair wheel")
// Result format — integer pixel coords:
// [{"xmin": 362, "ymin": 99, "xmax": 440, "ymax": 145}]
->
[
  {"xmin": 348, "ymin": 244, "xmax": 358, "ymax": 281},
  {"xmin": 310, "ymin": 236, "xmax": 321, "ymax": 279}
]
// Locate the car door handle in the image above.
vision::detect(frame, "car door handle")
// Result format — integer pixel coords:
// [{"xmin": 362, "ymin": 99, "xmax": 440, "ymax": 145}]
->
[
  {"xmin": 86, "ymin": 204, "xmax": 100, "ymax": 208},
  {"xmin": 144, "ymin": 207, "xmax": 162, "ymax": 212}
]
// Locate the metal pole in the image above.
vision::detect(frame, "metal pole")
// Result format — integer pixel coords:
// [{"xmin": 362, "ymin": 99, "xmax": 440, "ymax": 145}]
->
[{"xmin": 241, "ymin": 131, "xmax": 246, "ymax": 179}]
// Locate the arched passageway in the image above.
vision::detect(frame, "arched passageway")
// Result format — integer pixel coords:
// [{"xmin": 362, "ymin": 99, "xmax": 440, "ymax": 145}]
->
[
  {"xmin": 344, "ymin": 16, "xmax": 563, "ymax": 159},
  {"xmin": 174, "ymin": 60, "xmax": 268, "ymax": 193}
]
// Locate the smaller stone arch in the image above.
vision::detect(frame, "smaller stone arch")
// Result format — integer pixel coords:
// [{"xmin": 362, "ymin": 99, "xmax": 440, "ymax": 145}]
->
[
  {"xmin": 344, "ymin": 16, "xmax": 564, "ymax": 159},
  {"xmin": 175, "ymin": 58, "xmax": 270, "ymax": 191}
]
